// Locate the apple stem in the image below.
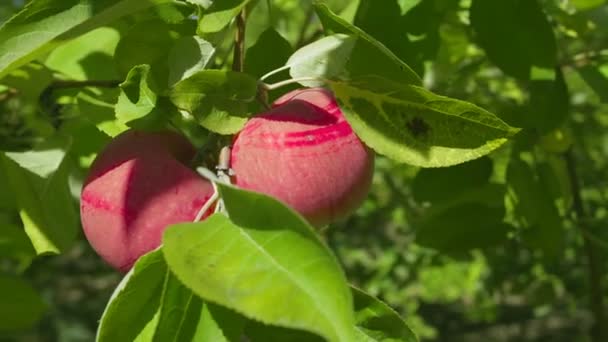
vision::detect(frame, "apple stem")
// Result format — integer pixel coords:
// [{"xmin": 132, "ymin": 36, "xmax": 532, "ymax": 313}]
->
[
  {"xmin": 194, "ymin": 185, "xmax": 218, "ymax": 222},
  {"xmin": 260, "ymin": 65, "xmax": 290, "ymax": 82},
  {"xmin": 263, "ymin": 77, "xmax": 322, "ymax": 91}
]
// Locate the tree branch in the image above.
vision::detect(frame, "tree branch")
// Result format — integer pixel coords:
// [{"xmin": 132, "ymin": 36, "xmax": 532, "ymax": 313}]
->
[
  {"xmin": 232, "ymin": 9, "xmax": 247, "ymax": 72},
  {"xmin": 565, "ymin": 148, "xmax": 607, "ymax": 342}
]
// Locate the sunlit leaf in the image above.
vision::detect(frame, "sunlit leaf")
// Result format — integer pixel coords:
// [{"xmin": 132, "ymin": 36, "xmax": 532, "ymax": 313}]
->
[
  {"xmin": 163, "ymin": 183, "xmax": 356, "ymax": 342},
  {"xmin": 329, "ymin": 76, "xmax": 519, "ymax": 167}
]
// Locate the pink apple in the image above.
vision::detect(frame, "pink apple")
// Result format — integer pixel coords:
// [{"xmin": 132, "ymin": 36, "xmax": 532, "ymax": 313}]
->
[
  {"xmin": 231, "ymin": 87, "xmax": 374, "ymax": 227},
  {"xmin": 80, "ymin": 130, "xmax": 214, "ymax": 272}
]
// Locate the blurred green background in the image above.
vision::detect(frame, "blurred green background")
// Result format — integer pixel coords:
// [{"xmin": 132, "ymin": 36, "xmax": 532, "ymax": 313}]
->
[{"xmin": 1, "ymin": 0, "xmax": 608, "ymax": 341}]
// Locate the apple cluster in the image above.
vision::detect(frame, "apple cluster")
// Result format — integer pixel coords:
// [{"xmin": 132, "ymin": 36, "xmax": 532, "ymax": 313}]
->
[{"xmin": 80, "ymin": 88, "xmax": 374, "ymax": 271}]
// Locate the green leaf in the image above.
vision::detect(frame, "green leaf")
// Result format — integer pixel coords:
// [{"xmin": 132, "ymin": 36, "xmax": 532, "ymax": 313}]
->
[
  {"xmin": 0, "ymin": 274, "xmax": 47, "ymax": 332},
  {"xmin": 1, "ymin": 137, "xmax": 78, "ymax": 255},
  {"xmin": 168, "ymin": 36, "xmax": 215, "ymax": 86},
  {"xmin": 526, "ymin": 68, "xmax": 569, "ymax": 133},
  {"xmin": 76, "ymin": 88, "xmax": 128, "ymax": 137},
  {"xmin": 192, "ymin": 303, "xmax": 247, "ymax": 342},
  {"xmin": 470, "ymin": 0, "xmax": 557, "ymax": 80},
  {"xmin": 116, "ymin": 65, "xmax": 158, "ymax": 125},
  {"xmin": 570, "ymin": 0, "xmax": 606, "ymax": 10},
  {"xmin": 0, "ymin": 222, "xmax": 36, "ymax": 271},
  {"xmin": 45, "ymin": 26, "xmax": 120, "ymax": 80},
  {"xmin": 287, "ymin": 34, "xmax": 357, "ymax": 87},
  {"xmin": 169, "ymin": 70, "xmax": 258, "ymax": 134},
  {"xmin": 114, "ymin": 18, "xmax": 194, "ymax": 88},
  {"xmin": 163, "ymin": 183, "xmax": 356, "ymax": 342},
  {"xmin": 412, "ymin": 157, "xmax": 493, "ymax": 203},
  {"xmin": 352, "ymin": 286, "xmax": 418, "ymax": 342},
  {"xmin": 415, "ymin": 203, "xmax": 511, "ymax": 254},
  {"xmin": 97, "ymin": 249, "xmax": 167, "ymax": 342},
  {"xmin": 353, "ymin": 0, "xmax": 440, "ymax": 76},
  {"xmin": 313, "ymin": 1, "xmax": 421, "ymax": 86},
  {"xmin": 578, "ymin": 64, "xmax": 608, "ymax": 103},
  {"xmin": 245, "ymin": 28, "xmax": 293, "ymax": 79},
  {"xmin": 507, "ymin": 157, "xmax": 564, "ymax": 258},
  {"xmin": 198, "ymin": 0, "xmax": 251, "ymax": 33},
  {"xmin": 0, "ymin": 0, "xmax": 173, "ymax": 79},
  {"xmin": 1, "ymin": 63, "xmax": 53, "ymax": 101},
  {"xmin": 329, "ymin": 76, "xmax": 519, "ymax": 167}
]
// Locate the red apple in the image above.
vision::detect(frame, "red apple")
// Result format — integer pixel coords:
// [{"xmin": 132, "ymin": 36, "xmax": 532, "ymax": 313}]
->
[
  {"xmin": 231, "ymin": 88, "xmax": 374, "ymax": 227},
  {"xmin": 80, "ymin": 130, "xmax": 214, "ymax": 272}
]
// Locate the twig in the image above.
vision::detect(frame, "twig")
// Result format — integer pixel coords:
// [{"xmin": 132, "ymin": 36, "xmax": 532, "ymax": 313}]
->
[
  {"xmin": 232, "ymin": 8, "xmax": 247, "ymax": 72},
  {"xmin": 565, "ymin": 148, "xmax": 607, "ymax": 341}
]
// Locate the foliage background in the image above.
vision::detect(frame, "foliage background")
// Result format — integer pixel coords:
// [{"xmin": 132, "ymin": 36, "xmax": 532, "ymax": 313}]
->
[{"xmin": 1, "ymin": 0, "xmax": 608, "ymax": 341}]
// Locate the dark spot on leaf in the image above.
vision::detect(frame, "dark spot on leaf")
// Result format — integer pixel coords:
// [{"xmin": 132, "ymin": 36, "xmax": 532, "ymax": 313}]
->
[{"xmin": 406, "ymin": 117, "xmax": 430, "ymax": 137}]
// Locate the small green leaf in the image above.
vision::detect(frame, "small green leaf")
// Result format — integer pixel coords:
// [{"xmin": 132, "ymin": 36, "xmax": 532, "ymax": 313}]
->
[
  {"xmin": 97, "ymin": 249, "xmax": 167, "ymax": 342},
  {"xmin": 169, "ymin": 70, "xmax": 258, "ymax": 134},
  {"xmin": 329, "ymin": 76, "xmax": 519, "ymax": 167},
  {"xmin": 168, "ymin": 36, "xmax": 215, "ymax": 86},
  {"xmin": 0, "ymin": 0, "xmax": 173, "ymax": 78},
  {"xmin": 116, "ymin": 65, "xmax": 158, "ymax": 125},
  {"xmin": 0, "ymin": 274, "xmax": 47, "ymax": 332},
  {"xmin": 352, "ymin": 286, "xmax": 418, "ymax": 342},
  {"xmin": 197, "ymin": 0, "xmax": 251, "ymax": 33},
  {"xmin": 163, "ymin": 183, "xmax": 356, "ymax": 342},
  {"xmin": 1, "ymin": 137, "xmax": 77, "ymax": 255},
  {"xmin": 470, "ymin": 0, "xmax": 557, "ymax": 80},
  {"xmin": 313, "ymin": 1, "xmax": 421, "ymax": 86}
]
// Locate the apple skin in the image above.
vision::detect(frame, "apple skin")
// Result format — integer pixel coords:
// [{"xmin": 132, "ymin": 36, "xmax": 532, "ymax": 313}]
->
[
  {"xmin": 231, "ymin": 88, "xmax": 374, "ymax": 227},
  {"xmin": 80, "ymin": 130, "xmax": 214, "ymax": 272}
]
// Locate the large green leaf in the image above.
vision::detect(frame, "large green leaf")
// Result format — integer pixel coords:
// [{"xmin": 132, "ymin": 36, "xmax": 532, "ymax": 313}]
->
[
  {"xmin": 352, "ymin": 286, "xmax": 418, "ymax": 342},
  {"xmin": 1, "ymin": 137, "xmax": 77, "ymax": 255},
  {"xmin": 313, "ymin": 1, "xmax": 421, "ymax": 86},
  {"xmin": 0, "ymin": 274, "xmax": 47, "ymax": 332},
  {"xmin": 287, "ymin": 34, "xmax": 357, "ymax": 87},
  {"xmin": 329, "ymin": 77, "xmax": 519, "ymax": 167},
  {"xmin": 470, "ymin": 0, "xmax": 557, "ymax": 80},
  {"xmin": 97, "ymin": 249, "xmax": 167, "ymax": 342},
  {"xmin": 163, "ymin": 183, "xmax": 356, "ymax": 342},
  {"xmin": 169, "ymin": 70, "xmax": 258, "ymax": 134},
  {"xmin": 0, "ymin": 0, "xmax": 174, "ymax": 79}
]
